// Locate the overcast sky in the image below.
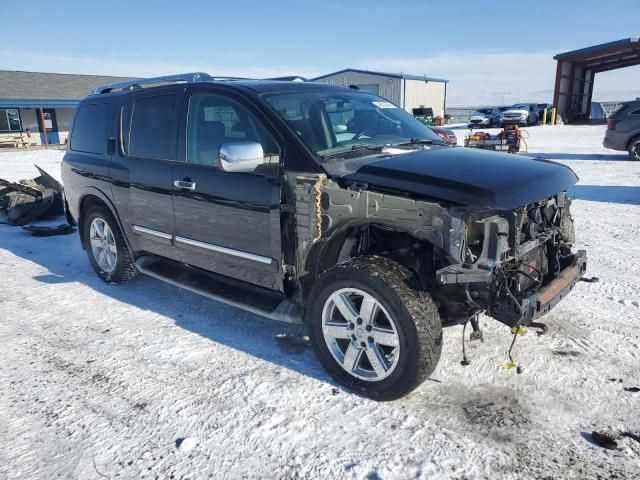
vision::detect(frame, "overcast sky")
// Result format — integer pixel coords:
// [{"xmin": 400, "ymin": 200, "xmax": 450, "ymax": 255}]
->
[{"xmin": 2, "ymin": 0, "xmax": 638, "ymax": 106}]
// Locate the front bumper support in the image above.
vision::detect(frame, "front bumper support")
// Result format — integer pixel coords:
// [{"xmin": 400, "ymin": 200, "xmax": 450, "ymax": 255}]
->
[{"xmin": 521, "ymin": 249, "xmax": 587, "ymax": 323}]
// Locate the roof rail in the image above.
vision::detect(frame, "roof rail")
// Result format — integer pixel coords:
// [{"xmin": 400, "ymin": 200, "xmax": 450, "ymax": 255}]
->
[
  {"xmin": 264, "ymin": 75, "xmax": 309, "ymax": 82},
  {"xmin": 92, "ymin": 72, "xmax": 213, "ymax": 94}
]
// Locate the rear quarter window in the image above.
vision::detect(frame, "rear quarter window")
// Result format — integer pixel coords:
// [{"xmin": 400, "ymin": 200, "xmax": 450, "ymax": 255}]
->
[{"xmin": 70, "ymin": 103, "xmax": 108, "ymax": 154}]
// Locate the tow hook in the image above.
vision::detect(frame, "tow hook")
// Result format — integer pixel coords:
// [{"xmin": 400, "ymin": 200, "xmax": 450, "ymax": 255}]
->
[{"xmin": 529, "ymin": 321, "xmax": 549, "ymax": 335}]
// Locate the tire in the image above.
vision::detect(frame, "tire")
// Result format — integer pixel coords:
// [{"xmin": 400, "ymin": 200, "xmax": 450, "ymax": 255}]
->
[
  {"xmin": 628, "ymin": 137, "xmax": 640, "ymax": 161},
  {"xmin": 306, "ymin": 256, "xmax": 442, "ymax": 400},
  {"xmin": 82, "ymin": 205, "xmax": 138, "ymax": 283}
]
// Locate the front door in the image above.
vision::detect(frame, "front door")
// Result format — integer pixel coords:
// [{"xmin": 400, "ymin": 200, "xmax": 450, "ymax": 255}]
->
[
  {"xmin": 109, "ymin": 88, "xmax": 184, "ymax": 260},
  {"xmin": 172, "ymin": 88, "xmax": 283, "ymax": 291},
  {"xmin": 37, "ymin": 108, "xmax": 60, "ymax": 144}
]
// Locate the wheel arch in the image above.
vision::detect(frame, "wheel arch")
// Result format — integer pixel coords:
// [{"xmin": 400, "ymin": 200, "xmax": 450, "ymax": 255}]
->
[
  {"xmin": 303, "ymin": 219, "xmax": 445, "ymax": 296},
  {"xmin": 625, "ymin": 132, "xmax": 640, "ymax": 150},
  {"xmin": 78, "ymin": 191, "xmax": 133, "ymax": 257}
]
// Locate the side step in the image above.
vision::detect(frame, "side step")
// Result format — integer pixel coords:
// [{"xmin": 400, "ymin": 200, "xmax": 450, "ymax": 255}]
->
[{"xmin": 135, "ymin": 256, "xmax": 303, "ymax": 324}]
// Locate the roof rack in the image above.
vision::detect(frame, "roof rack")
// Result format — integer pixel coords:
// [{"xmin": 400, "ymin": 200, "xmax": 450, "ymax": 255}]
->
[
  {"xmin": 92, "ymin": 72, "xmax": 214, "ymax": 94},
  {"xmin": 264, "ymin": 76, "xmax": 309, "ymax": 82}
]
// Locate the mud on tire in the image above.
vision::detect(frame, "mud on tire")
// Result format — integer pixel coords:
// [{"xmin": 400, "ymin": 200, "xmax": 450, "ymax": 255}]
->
[
  {"xmin": 306, "ymin": 256, "xmax": 443, "ymax": 400},
  {"xmin": 82, "ymin": 205, "xmax": 138, "ymax": 283}
]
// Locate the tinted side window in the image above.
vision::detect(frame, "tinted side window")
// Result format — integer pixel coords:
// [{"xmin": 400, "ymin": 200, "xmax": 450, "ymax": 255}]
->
[
  {"xmin": 186, "ymin": 92, "xmax": 279, "ymax": 167},
  {"xmin": 70, "ymin": 103, "xmax": 108, "ymax": 154},
  {"xmin": 129, "ymin": 94, "xmax": 178, "ymax": 160},
  {"xmin": 630, "ymin": 108, "xmax": 640, "ymax": 115}
]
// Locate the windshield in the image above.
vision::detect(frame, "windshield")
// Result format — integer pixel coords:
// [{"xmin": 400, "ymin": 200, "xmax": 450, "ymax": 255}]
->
[
  {"xmin": 473, "ymin": 109, "xmax": 492, "ymax": 115},
  {"xmin": 264, "ymin": 90, "xmax": 443, "ymax": 159},
  {"xmin": 510, "ymin": 104, "xmax": 528, "ymax": 109}
]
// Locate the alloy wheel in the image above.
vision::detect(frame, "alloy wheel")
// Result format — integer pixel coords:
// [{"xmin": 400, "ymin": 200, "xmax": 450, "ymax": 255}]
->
[
  {"xmin": 321, "ymin": 288, "xmax": 401, "ymax": 381},
  {"xmin": 89, "ymin": 217, "xmax": 117, "ymax": 273}
]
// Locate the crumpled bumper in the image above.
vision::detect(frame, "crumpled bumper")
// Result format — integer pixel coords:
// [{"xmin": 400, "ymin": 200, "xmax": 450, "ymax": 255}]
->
[{"xmin": 521, "ymin": 249, "xmax": 587, "ymax": 323}]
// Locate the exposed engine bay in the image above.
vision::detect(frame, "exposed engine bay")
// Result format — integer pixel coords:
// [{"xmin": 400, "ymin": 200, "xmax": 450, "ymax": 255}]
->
[
  {"xmin": 448, "ymin": 193, "xmax": 586, "ymax": 327},
  {"xmin": 290, "ymin": 175, "xmax": 585, "ymax": 330}
]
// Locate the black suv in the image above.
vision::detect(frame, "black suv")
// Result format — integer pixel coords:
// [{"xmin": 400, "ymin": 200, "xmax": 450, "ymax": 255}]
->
[{"xmin": 63, "ymin": 73, "xmax": 586, "ymax": 400}]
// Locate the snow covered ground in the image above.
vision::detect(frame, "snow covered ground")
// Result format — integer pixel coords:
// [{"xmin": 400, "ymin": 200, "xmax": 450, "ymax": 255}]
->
[{"xmin": 1, "ymin": 125, "xmax": 639, "ymax": 479}]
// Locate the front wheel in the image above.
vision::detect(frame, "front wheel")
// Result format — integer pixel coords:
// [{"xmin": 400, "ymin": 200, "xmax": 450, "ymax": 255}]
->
[{"xmin": 306, "ymin": 256, "xmax": 442, "ymax": 400}]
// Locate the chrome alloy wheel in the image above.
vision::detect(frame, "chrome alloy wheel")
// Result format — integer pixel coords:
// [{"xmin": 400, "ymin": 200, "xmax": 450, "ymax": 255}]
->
[
  {"xmin": 89, "ymin": 217, "xmax": 117, "ymax": 273},
  {"xmin": 322, "ymin": 288, "xmax": 401, "ymax": 381}
]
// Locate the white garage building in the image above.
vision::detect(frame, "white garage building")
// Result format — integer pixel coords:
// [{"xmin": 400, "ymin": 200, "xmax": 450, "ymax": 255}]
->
[{"xmin": 311, "ymin": 68, "xmax": 448, "ymax": 117}]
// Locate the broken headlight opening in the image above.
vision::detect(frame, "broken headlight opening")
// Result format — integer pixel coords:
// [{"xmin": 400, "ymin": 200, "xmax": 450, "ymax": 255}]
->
[
  {"xmin": 438, "ymin": 194, "xmax": 586, "ymax": 372},
  {"xmin": 0, "ymin": 165, "xmax": 75, "ymax": 236}
]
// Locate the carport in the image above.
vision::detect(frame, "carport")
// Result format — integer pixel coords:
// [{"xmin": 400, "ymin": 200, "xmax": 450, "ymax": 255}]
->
[{"xmin": 553, "ymin": 38, "xmax": 640, "ymax": 123}]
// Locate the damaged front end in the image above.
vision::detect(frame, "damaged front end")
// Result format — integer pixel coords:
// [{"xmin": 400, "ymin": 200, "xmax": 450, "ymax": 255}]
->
[{"xmin": 437, "ymin": 192, "xmax": 586, "ymax": 327}]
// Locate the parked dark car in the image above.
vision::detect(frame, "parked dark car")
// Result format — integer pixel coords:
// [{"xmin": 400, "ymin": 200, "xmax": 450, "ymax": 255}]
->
[
  {"xmin": 536, "ymin": 103, "xmax": 553, "ymax": 120},
  {"xmin": 62, "ymin": 73, "xmax": 586, "ymax": 400},
  {"xmin": 429, "ymin": 126, "xmax": 457, "ymax": 144},
  {"xmin": 603, "ymin": 99, "xmax": 640, "ymax": 160}
]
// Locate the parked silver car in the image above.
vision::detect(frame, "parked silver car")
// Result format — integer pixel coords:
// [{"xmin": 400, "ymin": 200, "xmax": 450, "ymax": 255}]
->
[
  {"xmin": 501, "ymin": 103, "xmax": 539, "ymax": 127},
  {"xmin": 467, "ymin": 107, "xmax": 503, "ymax": 128},
  {"xmin": 603, "ymin": 99, "xmax": 640, "ymax": 160}
]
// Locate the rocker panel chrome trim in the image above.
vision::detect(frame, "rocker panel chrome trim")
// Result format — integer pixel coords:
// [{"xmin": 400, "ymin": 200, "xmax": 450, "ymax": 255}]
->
[
  {"xmin": 132, "ymin": 225, "xmax": 173, "ymax": 240},
  {"xmin": 174, "ymin": 236, "xmax": 273, "ymax": 265}
]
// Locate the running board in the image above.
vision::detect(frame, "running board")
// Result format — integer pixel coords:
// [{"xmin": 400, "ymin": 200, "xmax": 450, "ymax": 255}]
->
[{"xmin": 135, "ymin": 256, "xmax": 303, "ymax": 324}]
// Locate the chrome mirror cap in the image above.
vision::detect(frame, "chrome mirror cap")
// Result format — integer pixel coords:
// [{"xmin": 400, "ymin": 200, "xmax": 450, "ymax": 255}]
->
[{"xmin": 219, "ymin": 142, "xmax": 264, "ymax": 172}]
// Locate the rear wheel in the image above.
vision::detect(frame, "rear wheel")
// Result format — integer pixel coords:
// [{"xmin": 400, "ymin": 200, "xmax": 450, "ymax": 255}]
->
[
  {"xmin": 628, "ymin": 137, "xmax": 640, "ymax": 161},
  {"xmin": 307, "ymin": 256, "xmax": 442, "ymax": 400},
  {"xmin": 82, "ymin": 205, "xmax": 138, "ymax": 283}
]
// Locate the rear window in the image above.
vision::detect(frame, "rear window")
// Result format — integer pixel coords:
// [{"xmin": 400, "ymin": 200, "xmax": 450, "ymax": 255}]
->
[
  {"xmin": 611, "ymin": 103, "xmax": 629, "ymax": 116},
  {"xmin": 70, "ymin": 103, "xmax": 108, "ymax": 154},
  {"xmin": 128, "ymin": 94, "xmax": 178, "ymax": 160}
]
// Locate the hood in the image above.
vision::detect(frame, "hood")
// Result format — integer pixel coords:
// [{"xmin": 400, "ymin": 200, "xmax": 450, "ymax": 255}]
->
[
  {"xmin": 503, "ymin": 109, "xmax": 528, "ymax": 115},
  {"xmin": 470, "ymin": 115, "xmax": 489, "ymax": 120},
  {"xmin": 340, "ymin": 147, "xmax": 578, "ymax": 210}
]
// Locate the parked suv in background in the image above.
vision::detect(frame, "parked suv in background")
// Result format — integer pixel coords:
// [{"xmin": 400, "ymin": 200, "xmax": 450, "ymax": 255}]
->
[
  {"xmin": 603, "ymin": 99, "xmax": 640, "ymax": 160},
  {"xmin": 537, "ymin": 103, "xmax": 553, "ymax": 122},
  {"xmin": 501, "ymin": 103, "xmax": 539, "ymax": 127},
  {"xmin": 62, "ymin": 73, "xmax": 586, "ymax": 400},
  {"xmin": 467, "ymin": 107, "xmax": 503, "ymax": 128}
]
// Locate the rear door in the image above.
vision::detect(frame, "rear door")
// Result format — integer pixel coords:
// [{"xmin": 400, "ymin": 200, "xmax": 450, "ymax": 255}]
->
[
  {"xmin": 171, "ymin": 87, "xmax": 283, "ymax": 291},
  {"xmin": 109, "ymin": 87, "xmax": 185, "ymax": 259}
]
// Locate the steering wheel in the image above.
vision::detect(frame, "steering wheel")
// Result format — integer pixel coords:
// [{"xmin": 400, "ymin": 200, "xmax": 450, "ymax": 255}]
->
[{"xmin": 352, "ymin": 129, "xmax": 377, "ymax": 141}]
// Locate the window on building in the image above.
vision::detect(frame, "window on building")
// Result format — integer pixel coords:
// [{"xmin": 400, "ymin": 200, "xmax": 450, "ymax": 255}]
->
[
  {"xmin": 0, "ymin": 109, "xmax": 21, "ymax": 132},
  {"xmin": 70, "ymin": 103, "xmax": 108, "ymax": 154},
  {"xmin": 128, "ymin": 94, "xmax": 178, "ymax": 160},
  {"xmin": 186, "ymin": 92, "xmax": 279, "ymax": 167}
]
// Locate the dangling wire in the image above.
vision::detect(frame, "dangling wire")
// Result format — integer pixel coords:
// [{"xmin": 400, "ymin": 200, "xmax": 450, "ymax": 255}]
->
[
  {"xmin": 506, "ymin": 327, "xmax": 524, "ymax": 374},
  {"xmin": 461, "ymin": 320, "xmax": 470, "ymax": 366}
]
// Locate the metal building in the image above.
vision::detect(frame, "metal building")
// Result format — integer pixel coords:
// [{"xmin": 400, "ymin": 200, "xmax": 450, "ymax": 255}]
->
[
  {"xmin": 0, "ymin": 70, "xmax": 133, "ymax": 146},
  {"xmin": 311, "ymin": 69, "xmax": 448, "ymax": 117},
  {"xmin": 553, "ymin": 38, "xmax": 640, "ymax": 122}
]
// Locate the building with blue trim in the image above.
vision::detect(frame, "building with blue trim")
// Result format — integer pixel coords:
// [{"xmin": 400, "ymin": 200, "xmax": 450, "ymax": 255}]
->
[{"xmin": 0, "ymin": 70, "xmax": 133, "ymax": 146}]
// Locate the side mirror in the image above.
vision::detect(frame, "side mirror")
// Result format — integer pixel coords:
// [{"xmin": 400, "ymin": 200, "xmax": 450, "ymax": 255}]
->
[{"xmin": 219, "ymin": 141, "xmax": 264, "ymax": 173}]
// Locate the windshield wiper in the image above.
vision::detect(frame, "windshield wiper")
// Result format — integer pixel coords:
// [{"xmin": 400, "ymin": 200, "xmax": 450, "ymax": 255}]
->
[
  {"xmin": 320, "ymin": 144, "xmax": 385, "ymax": 160},
  {"xmin": 394, "ymin": 137, "xmax": 449, "ymax": 147}
]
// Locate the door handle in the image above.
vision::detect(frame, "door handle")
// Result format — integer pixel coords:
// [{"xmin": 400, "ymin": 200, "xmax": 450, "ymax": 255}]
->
[{"xmin": 173, "ymin": 180, "xmax": 196, "ymax": 190}]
